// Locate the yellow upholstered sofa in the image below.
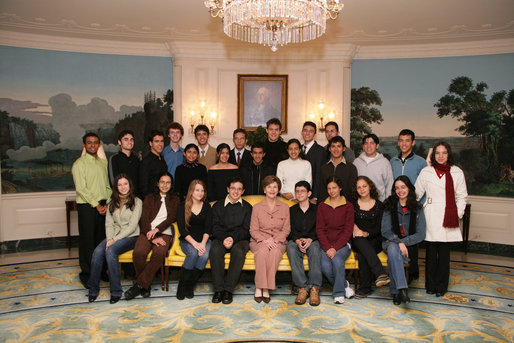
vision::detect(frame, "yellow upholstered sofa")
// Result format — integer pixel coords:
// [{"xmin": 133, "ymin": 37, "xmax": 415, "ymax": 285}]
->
[{"xmin": 120, "ymin": 195, "xmax": 389, "ymax": 291}]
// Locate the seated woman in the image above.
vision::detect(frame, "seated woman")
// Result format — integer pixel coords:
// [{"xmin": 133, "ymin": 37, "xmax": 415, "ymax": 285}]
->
[
  {"xmin": 316, "ymin": 176, "xmax": 355, "ymax": 304},
  {"xmin": 276, "ymin": 138, "xmax": 312, "ymax": 200},
  {"xmin": 250, "ymin": 175, "xmax": 291, "ymax": 303},
  {"xmin": 382, "ymin": 175, "xmax": 426, "ymax": 305},
  {"xmin": 174, "ymin": 143, "xmax": 208, "ymax": 200},
  {"xmin": 124, "ymin": 172, "xmax": 180, "ymax": 300},
  {"xmin": 351, "ymin": 176, "xmax": 389, "ymax": 299},
  {"xmin": 176, "ymin": 179, "xmax": 212, "ymax": 300},
  {"xmin": 208, "ymin": 143, "xmax": 240, "ymax": 201},
  {"xmin": 88, "ymin": 174, "xmax": 142, "ymax": 304}
]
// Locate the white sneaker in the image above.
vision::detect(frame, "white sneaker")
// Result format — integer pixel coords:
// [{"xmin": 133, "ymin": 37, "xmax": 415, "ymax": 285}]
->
[
  {"xmin": 345, "ymin": 281, "xmax": 355, "ymax": 299},
  {"xmin": 334, "ymin": 296, "xmax": 345, "ymax": 304}
]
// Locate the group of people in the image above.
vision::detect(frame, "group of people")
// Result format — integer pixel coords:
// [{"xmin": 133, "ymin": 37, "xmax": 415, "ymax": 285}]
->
[{"xmin": 71, "ymin": 117, "xmax": 467, "ymax": 306}]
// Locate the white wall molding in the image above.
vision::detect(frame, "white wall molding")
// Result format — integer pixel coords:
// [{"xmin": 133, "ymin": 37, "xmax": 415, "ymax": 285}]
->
[
  {"xmin": 354, "ymin": 38, "xmax": 514, "ymax": 59},
  {"xmin": 0, "ymin": 30, "xmax": 171, "ymax": 56}
]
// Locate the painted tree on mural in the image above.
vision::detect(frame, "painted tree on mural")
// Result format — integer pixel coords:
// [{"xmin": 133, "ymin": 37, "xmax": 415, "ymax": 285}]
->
[
  {"xmin": 435, "ymin": 77, "xmax": 514, "ymax": 195},
  {"xmin": 434, "ymin": 76, "xmax": 513, "ymax": 169},
  {"xmin": 350, "ymin": 87, "xmax": 384, "ymax": 153}
]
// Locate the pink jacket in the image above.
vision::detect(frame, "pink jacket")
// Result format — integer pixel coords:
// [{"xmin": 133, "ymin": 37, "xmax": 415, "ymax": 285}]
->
[{"xmin": 250, "ymin": 199, "xmax": 291, "ymax": 244}]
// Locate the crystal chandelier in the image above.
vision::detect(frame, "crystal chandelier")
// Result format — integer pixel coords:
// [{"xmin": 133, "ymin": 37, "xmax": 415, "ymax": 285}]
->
[{"xmin": 204, "ymin": 0, "xmax": 344, "ymax": 52}]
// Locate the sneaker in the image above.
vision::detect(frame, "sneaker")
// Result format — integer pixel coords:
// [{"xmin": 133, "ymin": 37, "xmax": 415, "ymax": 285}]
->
[
  {"xmin": 334, "ymin": 296, "xmax": 345, "ymax": 304},
  {"xmin": 375, "ymin": 274, "xmax": 390, "ymax": 287},
  {"xmin": 345, "ymin": 281, "xmax": 355, "ymax": 299}
]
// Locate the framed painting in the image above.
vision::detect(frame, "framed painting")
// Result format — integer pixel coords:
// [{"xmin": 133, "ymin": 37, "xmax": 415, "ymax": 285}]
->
[{"xmin": 237, "ymin": 74, "xmax": 288, "ymax": 132}]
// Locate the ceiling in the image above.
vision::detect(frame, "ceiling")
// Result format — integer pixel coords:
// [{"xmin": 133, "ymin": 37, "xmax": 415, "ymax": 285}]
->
[{"xmin": 0, "ymin": 0, "xmax": 513, "ymax": 48}]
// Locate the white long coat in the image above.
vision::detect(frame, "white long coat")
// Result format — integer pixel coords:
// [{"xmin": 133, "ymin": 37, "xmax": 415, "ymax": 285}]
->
[{"xmin": 415, "ymin": 165, "xmax": 467, "ymax": 242}]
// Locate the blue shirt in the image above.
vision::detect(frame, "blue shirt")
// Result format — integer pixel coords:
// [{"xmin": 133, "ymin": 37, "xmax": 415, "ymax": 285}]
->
[
  {"xmin": 162, "ymin": 145, "xmax": 184, "ymax": 178},
  {"xmin": 390, "ymin": 152, "xmax": 427, "ymax": 184}
]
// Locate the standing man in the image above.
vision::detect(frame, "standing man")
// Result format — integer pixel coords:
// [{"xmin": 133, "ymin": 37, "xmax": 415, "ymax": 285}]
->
[
  {"xmin": 210, "ymin": 177, "xmax": 253, "ymax": 304},
  {"xmin": 240, "ymin": 142, "xmax": 275, "ymax": 196},
  {"xmin": 287, "ymin": 181, "xmax": 322, "ymax": 306},
  {"xmin": 390, "ymin": 129, "xmax": 427, "ymax": 282},
  {"xmin": 228, "ymin": 128, "xmax": 252, "ymax": 168},
  {"xmin": 390, "ymin": 129, "xmax": 427, "ymax": 184},
  {"xmin": 263, "ymin": 118, "xmax": 287, "ymax": 173},
  {"xmin": 323, "ymin": 121, "xmax": 355, "ymax": 163},
  {"xmin": 139, "ymin": 130, "xmax": 168, "ymax": 199},
  {"xmin": 353, "ymin": 134, "xmax": 394, "ymax": 202},
  {"xmin": 162, "ymin": 122, "xmax": 185, "ymax": 179},
  {"xmin": 319, "ymin": 136, "xmax": 358, "ymax": 202},
  {"xmin": 72, "ymin": 133, "xmax": 112, "ymax": 288},
  {"xmin": 109, "ymin": 129, "xmax": 140, "ymax": 191},
  {"xmin": 301, "ymin": 121, "xmax": 326, "ymax": 202},
  {"xmin": 195, "ymin": 124, "xmax": 217, "ymax": 169}
]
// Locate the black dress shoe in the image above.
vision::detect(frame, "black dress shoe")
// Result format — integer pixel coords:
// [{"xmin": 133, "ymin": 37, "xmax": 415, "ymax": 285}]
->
[
  {"xmin": 141, "ymin": 287, "xmax": 151, "ymax": 298},
  {"xmin": 124, "ymin": 284, "xmax": 141, "ymax": 300},
  {"xmin": 110, "ymin": 296, "xmax": 121, "ymax": 304},
  {"xmin": 393, "ymin": 293, "xmax": 401, "ymax": 305},
  {"xmin": 88, "ymin": 295, "xmax": 97, "ymax": 303},
  {"xmin": 426, "ymin": 290, "xmax": 436, "ymax": 295},
  {"xmin": 222, "ymin": 291, "xmax": 233, "ymax": 305},
  {"xmin": 212, "ymin": 292, "xmax": 223, "ymax": 303},
  {"xmin": 436, "ymin": 292, "xmax": 445, "ymax": 297},
  {"xmin": 399, "ymin": 288, "xmax": 410, "ymax": 303}
]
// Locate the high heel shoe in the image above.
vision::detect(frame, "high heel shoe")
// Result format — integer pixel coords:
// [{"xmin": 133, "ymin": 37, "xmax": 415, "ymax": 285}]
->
[{"xmin": 254, "ymin": 289, "xmax": 263, "ymax": 303}]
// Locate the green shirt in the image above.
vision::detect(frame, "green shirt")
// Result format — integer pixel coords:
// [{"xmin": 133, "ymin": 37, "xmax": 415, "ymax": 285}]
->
[{"xmin": 71, "ymin": 153, "xmax": 112, "ymax": 207}]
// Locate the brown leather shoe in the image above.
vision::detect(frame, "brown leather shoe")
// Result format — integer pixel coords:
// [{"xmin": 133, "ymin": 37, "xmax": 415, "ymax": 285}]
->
[
  {"xmin": 295, "ymin": 288, "xmax": 308, "ymax": 305},
  {"xmin": 309, "ymin": 287, "xmax": 320, "ymax": 306}
]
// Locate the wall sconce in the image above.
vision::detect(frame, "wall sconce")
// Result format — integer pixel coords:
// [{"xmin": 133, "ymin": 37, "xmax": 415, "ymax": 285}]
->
[
  {"xmin": 309, "ymin": 100, "xmax": 334, "ymax": 132},
  {"xmin": 189, "ymin": 100, "xmax": 217, "ymax": 135}
]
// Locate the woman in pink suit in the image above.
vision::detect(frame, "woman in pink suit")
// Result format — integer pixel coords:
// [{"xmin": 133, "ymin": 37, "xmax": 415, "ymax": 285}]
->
[{"xmin": 250, "ymin": 175, "xmax": 291, "ymax": 303}]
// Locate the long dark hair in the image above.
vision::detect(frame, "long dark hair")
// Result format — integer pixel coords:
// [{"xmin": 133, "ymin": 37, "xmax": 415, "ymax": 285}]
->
[
  {"xmin": 109, "ymin": 174, "xmax": 136, "ymax": 214},
  {"xmin": 384, "ymin": 175, "xmax": 420, "ymax": 236},
  {"xmin": 383, "ymin": 175, "xmax": 420, "ymax": 212},
  {"xmin": 429, "ymin": 141, "xmax": 455, "ymax": 166},
  {"xmin": 351, "ymin": 176, "xmax": 379, "ymax": 201}
]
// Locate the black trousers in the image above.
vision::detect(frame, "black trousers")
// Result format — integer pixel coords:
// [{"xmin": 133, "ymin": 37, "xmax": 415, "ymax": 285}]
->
[
  {"xmin": 209, "ymin": 240, "xmax": 249, "ymax": 293},
  {"xmin": 77, "ymin": 204, "xmax": 106, "ymax": 281},
  {"xmin": 425, "ymin": 241, "xmax": 450, "ymax": 293},
  {"xmin": 353, "ymin": 236, "xmax": 385, "ymax": 292}
]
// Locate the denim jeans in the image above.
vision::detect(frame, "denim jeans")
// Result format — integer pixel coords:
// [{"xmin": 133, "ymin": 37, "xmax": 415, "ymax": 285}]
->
[
  {"xmin": 180, "ymin": 239, "xmax": 212, "ymax": 270},
  {"xmin": 384, "ymin": 241, "xmax": 409, "ymax": 294},
  {"xmin": 286, "ymin": 240, "xmax": 322, "ymax": 289},
  {"xmin": 87, "ymin": 236, "xmax": 138, "ymax": 297},
  {"xmin": 320, "ymin": 243, "xmax": 351, "ymax": 297}
]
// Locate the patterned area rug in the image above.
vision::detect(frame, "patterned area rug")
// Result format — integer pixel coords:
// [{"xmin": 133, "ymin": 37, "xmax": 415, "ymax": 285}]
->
[{"xmin": 0, "ymin": 259, "xmax": 512, "ymax": 342}]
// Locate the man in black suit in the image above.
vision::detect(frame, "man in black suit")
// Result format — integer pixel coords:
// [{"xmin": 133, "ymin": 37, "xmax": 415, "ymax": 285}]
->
[
  {"xmin": 228, "ymin": 128, "xmax": 252, "ymax": 168},
  {"xmin": 301, "ymin": 121, "xmax": 326, "ymax": 203}
]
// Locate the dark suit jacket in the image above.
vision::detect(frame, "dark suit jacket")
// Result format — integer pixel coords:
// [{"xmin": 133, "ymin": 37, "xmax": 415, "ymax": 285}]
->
[
  {"xmin": 303, "ymin": 141, "xmax": 325, "ymax": 200},
  {"xmin": 228, "ymin": 148, "xmax": 252, "ymax": 168}
]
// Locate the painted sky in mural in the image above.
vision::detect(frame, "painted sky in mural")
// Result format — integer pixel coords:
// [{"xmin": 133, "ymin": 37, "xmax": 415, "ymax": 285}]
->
[
  {"xmin": 351, "ymin": 53, "xmax": 514, "ymax": 137},
  {"xmin": 0, "ymin": 46, "xmax": 173, "ymax": 193}
]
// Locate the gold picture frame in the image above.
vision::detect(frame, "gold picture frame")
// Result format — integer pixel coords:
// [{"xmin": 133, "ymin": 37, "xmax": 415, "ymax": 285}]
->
[{"xmin": 237, "ymin": 74, "xmax": 288, "ymax": 132}]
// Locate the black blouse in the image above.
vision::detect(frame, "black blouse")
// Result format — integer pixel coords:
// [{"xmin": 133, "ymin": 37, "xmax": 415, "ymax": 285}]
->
[
  {"xmin": 177, "ymin": 201, "xmax": 212, "ymax": 242},
  {"xmin": 353, "ymin": 200, "xmax": 384, "ymax": 240}
]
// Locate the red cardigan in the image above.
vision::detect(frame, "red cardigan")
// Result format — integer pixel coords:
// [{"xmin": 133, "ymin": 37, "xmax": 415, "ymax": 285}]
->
[{"xmin": 316, "ymin": 197, "xmax": 354, "ymax": 252}]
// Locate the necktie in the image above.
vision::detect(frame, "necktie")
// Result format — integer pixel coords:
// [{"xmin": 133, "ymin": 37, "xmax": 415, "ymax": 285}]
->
[
  {"xmin": 237, "ymin": 152, "xmax": 241, "ymax": 166},
  {"xmin": 302, "ymin": 145, "xmax": 307, "ymax": 154},
  {"xmin": 201, "ymin": 150, "xmax": 205, "ymax": 158}
]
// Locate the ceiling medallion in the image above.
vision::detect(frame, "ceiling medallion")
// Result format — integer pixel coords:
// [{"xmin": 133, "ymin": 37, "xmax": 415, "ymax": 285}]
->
[{"xmin": 204, "ymin": 0, "xmax": 344, "ymax": 52}]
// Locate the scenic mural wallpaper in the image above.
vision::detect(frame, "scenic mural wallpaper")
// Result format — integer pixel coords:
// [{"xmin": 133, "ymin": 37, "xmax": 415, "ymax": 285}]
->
[
  {"xmin": 351, "ymin": 53, "xmax": 513, "ymax": 198},
  {"xmin": 0, "ymin": 46, "xmax": 173, "ymax": 193}
]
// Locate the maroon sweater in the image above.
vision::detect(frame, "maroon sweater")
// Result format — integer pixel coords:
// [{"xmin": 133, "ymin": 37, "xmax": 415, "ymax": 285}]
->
[{"xmin": 316, "ymin": 198, "xmax": 354, "ymax": 251}]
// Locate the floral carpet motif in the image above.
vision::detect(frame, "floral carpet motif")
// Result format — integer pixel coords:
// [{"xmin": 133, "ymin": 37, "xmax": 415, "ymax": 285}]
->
[{"xmin": 0, "ymin": 258, "xmax": 512, "ymax": 342}]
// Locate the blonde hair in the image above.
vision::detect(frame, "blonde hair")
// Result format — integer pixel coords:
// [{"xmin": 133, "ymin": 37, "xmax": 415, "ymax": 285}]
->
[{"xmin": 184, "ymin": 179, "xmax": 207, "ymax": 229}]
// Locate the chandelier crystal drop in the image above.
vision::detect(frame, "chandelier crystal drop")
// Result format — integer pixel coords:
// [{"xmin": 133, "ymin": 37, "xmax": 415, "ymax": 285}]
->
[{"xmin": 204, "ymin": 0, "xmax": 344, "ymax": 51}]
